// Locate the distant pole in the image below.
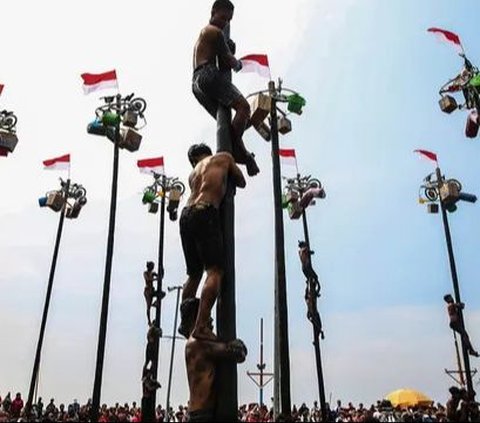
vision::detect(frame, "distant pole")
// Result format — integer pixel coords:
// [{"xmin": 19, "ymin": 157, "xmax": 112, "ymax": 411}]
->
[
  {"xmin": 25, "ymin": 180, "xmax": 70, "ymax": 418},
  {"xmin": 259, "ymin": 318, "xmax": 265, "ymax": 406},
  {"xmin": 247, "ymin": 318, "xmax": 274, "ymax": 408},
  {"xmin": 301, "ymin": 209, "xmax": 327, "ymax": 422},
  {"xmin": 269, "ymin": 80, "xmax": 292, "ymax": 420},
  {"xmin": 215, "ymin": 22, "xmax": 238, "ymax": 422},
  {"xmin": 436, "ymin": 167, "xmax": 475, "ymax": 403},
  {"xmin": 165, "ymin": 286, "xmax": 182, "ymax": 422},
  {"xmin": 143, "ymin": 174, "xmax": 167, "ymax": 422},
  {"xmin": 91, "ymin": 95, "xmax": 121, "ymax": 422},
  {"xmin": 454, "ymin": 332, "xmax": 466, "ymax": 386}
]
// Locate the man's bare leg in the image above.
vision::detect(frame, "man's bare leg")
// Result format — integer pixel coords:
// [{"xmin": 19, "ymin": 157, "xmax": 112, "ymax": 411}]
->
[
  {"xmin": 182, "ymin": 273, "xmax": 202, "ymax": 302},
  {"xmin": 179, "ymin": 273, "xmax": 203, "ymax": 338},
  {"xmin": 231, "ymin": 98, "xmax": 259, "ymax": 176},
  {"xmin": 192, "ymin": 267, "xmax": 224, "ymax": 341}
]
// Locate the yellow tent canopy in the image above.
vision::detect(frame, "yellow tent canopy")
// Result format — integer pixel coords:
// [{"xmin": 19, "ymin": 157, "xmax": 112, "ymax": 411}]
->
[{"xmin": 386, "ymin": 388, "xmax": 433, "ymax": 408}]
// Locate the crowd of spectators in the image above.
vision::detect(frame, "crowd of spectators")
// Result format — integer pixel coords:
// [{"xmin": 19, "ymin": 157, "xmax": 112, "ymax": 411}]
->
[{"xmin": 0, "ymin": 391, "xmax": 475, "ymax": 422}]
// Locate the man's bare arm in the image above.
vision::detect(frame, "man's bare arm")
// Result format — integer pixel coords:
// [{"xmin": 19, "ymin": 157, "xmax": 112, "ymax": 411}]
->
[
  {"xmin": 212, "ymin": 27, "xmax": 242, "ymax": 71},
  {"xmin": 202, "ymin": 339, "xmax": 247, "ymax": 363}
]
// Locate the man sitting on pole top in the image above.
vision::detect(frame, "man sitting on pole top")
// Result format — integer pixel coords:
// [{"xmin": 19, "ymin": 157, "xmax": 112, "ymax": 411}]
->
[
  {"xmin": 192, "ymin": 0, "xmax": 260, "ymax": 177},
  {"xmin": 178, "ymin": 143, "xmax": 246, "ymax": 341}
]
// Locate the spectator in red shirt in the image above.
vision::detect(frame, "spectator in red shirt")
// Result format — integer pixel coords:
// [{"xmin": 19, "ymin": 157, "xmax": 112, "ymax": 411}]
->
[{"xmin": 10, "ymin": 392, "xmax": 23, "ymax": 418}]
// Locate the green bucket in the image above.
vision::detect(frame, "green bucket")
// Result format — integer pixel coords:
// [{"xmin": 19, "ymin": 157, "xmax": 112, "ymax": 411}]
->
[
  {"xmin": 142, "ymin": 190, "xmax": 156, "ymax": 204},
  {"xmin": 469, "ymin": 74, "xmax": 480, "ymax": 87},
  {"xmin": 102, "ymin": 112, "xmax": 121, "ymax": 126},
  {"xmin": 287, "ymin": 94, "xmax": 306, "ymax": 115}
]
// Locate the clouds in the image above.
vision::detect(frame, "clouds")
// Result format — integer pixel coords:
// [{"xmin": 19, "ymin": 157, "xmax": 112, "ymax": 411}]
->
[{"xmin": 2, "ymin": 0, "xmax": 480, "ymax": 412}]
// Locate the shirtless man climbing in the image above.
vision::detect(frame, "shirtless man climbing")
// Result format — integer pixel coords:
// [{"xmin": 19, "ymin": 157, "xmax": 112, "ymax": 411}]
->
[
  {"xmin": 178, "ymin": 143, "xmax": 246, "ymax": 341},
  {"xmin": 444, "ymin": 294, "xmax": 479, "ymax": 357},
  {"xmin": 183, "ymin": 298, "xmax": 247, "ymax": 422},
  {"xmin": 192, "ymin": 0, "xmax": 259, "ymax": 176}
]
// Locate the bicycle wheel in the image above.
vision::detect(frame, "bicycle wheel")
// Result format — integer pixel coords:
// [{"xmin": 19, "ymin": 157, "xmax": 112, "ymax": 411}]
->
[
  {"xmin": 131, "ymin": 98, "xmax": 147, "ymax": 114},
  {"xmin": 308, "ymin": 178, "xmax": 322, "ymax": 190},
  {"xmin": 74, "ymin": 187, "xmax": 87, "ymax": 199},
  {"xmin": 425, "ymin": 188, "xmax": 438, "ymax": 202},
  {"xmin": 172, "ymin": 181, "xmax": 186, "ymax": 195},
  {"xmin": 3, "ymin": 114, "xmax": 17, "ymax": 130}
]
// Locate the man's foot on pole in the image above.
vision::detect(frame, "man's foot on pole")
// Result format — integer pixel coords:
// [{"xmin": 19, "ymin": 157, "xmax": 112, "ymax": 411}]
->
[{"xmin": 244, "ymin": 152, "xmax": 260, "ymax": 177}]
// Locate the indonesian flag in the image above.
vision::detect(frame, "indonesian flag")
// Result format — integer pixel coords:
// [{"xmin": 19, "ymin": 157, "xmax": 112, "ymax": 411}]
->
[
  {"xmin": 0, "ymin": 84, "xmax": 4, "ymax": 96},
  {"xmin": 81, "ymin": 70, "xmax": 118, "ymax": 95},
  {"xmin": 279, "ymin": 148, "xmax": 297, "ymax": 168},
  {"xmin": 137, "ymin": 157, "xmax": 165, "ymax": 175},
  {"xmin": 239, "ymin": 54, "xmax": 271, "ymax": 79},
  {"xmin": 427, "ymin": 28, "xmax": 463, "ymax": 53},
  {"xmin": 43, "ymin": 154, "xmax": 70, "ymax": 170},
  {"xmin": 414, "ymin": 149, "xmax": 438, "ymax": 163}
]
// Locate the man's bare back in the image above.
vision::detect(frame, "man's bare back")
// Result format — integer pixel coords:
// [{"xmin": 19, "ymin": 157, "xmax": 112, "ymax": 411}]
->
[
  {"xmin": 187, "ymin": 152, "xmax": 245, "ymax": 209},
  {"xmin": 193, "ymin": 25, "xmax": 225, "ymax": 70}
]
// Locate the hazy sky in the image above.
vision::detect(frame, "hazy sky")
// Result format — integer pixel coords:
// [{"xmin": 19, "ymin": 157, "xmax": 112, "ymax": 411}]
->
[{"xmin": 1, "ymin": 0, "xmax": 480, "ymax": 410}]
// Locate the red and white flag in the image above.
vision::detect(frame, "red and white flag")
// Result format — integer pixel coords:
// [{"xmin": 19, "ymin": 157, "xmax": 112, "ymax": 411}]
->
[
  {"xmin": 239, "ymin": 54, "xmax": 271, "ymax": 79},
  {"xmin": 427, "ymin": 28, "xmax": 463, "ymax": 53},
  {"xmin": 414, "ymin": 149, "xmax": 438, "ymax": 164},
  {"xmin": 137, "ymin": 157, "xmax": 165, "ymax": 175},
  {"xmin": 279, "ymin": 148, "xmax": 298, "ymax": 169},
  {"xmin": 81, "ymin": 70, "xmax": 118, "ymax": 95},
  {"xmin": 0, "ymin": 84, "xmax": 4, "ymax": 96},
  {"xmin": 43, "ymin": 154, "xmax": 70, "ymax": 170}
]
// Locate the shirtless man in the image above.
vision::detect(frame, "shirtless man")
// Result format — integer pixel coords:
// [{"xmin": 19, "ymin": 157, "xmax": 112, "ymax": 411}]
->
[
  {"xmin": 144, "ymin": 262, "xmax": 158, "ymax": 325},
  {"xmin": 192, "ymin": 0, "xmax": 259, "ymax": 177},
  {"xmin": 298, "ymin": 241, "xmax": 319, "ymax": 282},
  {"xmin": 444, "ymin": 294, "xmax": 479, "ymax": 357},
  {"xmin": 182, "ymin": 298, "xmax": 247, "ymax": 422},
  {"xmin": 178, "ymin": 143, "xmax": 245, "ymax": 341}
]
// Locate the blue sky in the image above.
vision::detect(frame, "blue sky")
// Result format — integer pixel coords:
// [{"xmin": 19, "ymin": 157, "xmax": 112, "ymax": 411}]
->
[{"xmin": 1, "ymin": 0, "xmax": 480, "ymax": 410}]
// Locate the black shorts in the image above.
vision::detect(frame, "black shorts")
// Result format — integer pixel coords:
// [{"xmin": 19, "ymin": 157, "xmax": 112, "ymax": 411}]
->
[
  {"xmin": 187, "ymin": 409, "xmax": 214, "ymax": 422},
  {"xmin": 192, "ymin": 63, "xmax": 243, "ymax": 119},
  {"xmin": 180, "ymin": 203, "xmax": 223, "ymax": 276}
]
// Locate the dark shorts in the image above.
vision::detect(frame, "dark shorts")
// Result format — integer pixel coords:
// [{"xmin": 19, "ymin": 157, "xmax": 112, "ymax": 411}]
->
[
  {"xmin": 180, "ymin": 203, "xmax": 223, "ymax": 276},
  {"xmin": 192, "ymin": 63, "xmax": 243, "ymax": 119},
  {"xmin": 187, "ymin": 409, "xmax": 214, "ymax": 422}
]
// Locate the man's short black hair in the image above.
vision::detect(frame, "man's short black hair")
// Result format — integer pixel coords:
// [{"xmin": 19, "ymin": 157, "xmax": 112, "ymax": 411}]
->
[
  {"xmin": 444, "ymin": 294, "xmax": 453, "ymax": 303},
  {"xmin": 188, "ymin": 143, "xmax": 213, "ymax": 166},
  {"xmin": 212, "ymin": 0, "xmax": 234, "ymax": 14}
]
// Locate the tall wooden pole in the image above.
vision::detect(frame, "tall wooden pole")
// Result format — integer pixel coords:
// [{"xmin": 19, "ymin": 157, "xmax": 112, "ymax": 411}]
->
[
  {"xmin": 214, "ymin": 22, "xmax": 238, "ymax": 422},
  {"xmin": 165, "ymin": 286, "xmax": 182, "ymax": 422},
  {"xmin": 301, "ymin": 209, "xmax": 327, "ymax": 422},
  {"xmin": 436, "ymin": 167, "xmax": 475, "ymax": 405},
  {"xmin": 91, "ymin": 95, "xmax": 121, "ymax": 422},
  {"xmin": 25, "ymin": 180, "xmax": 70, "ymax": 418},
  {"xmin": 269, "ymin": 80, "xmax": 292, "ymax": 419}
]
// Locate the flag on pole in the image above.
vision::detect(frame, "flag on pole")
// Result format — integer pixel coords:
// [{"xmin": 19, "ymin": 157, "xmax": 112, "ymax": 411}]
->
[
  {"xmin": 279, "ymin": 148, "xmax": 298, "ymax": 168},
  {"xmin": 427, "ymin": 28, "xmax": 464, "ymax": 53},
  {"xmin": 414, "ymin": 149, "xmax": 438, "ymax": 163},
  {"xmin": 0, "ymin": 84, "xmax": 4, "ymax": 96},
  {"xmin": 239, "ymin": 54, "xmax": 271, "ymax": 79},
  {"xmin": 81, "ymin": 70, "xmax": 118, "ymax": 95},
  {"xmin": 43, "ymin": 154, "xmax": 71, "ymax": 170},
  {"xmin": 137, "ymin": 157, "xmax": 165, "ymax": 175}
]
